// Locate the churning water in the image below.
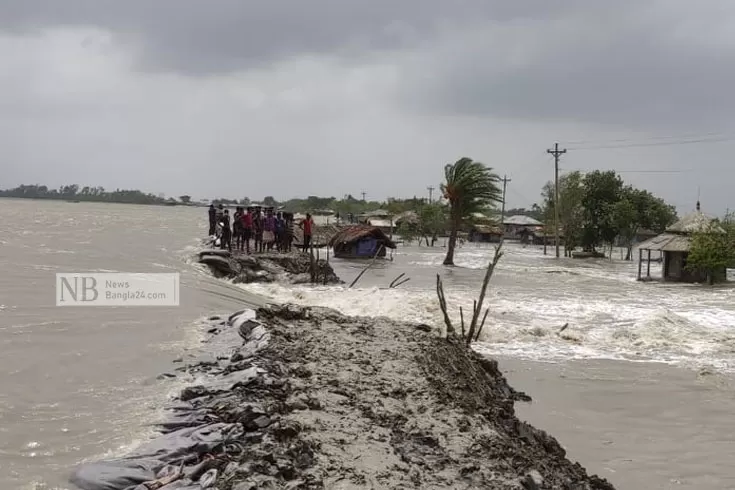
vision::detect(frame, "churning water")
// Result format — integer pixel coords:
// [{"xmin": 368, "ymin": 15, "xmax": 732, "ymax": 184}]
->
[
  {"xmin": 241, "ymin": 243, "xmax": 735, "ymax": 373},
  {"xmin": 2, "ymin": 198, "xmax": 735, "ymax": 489}
]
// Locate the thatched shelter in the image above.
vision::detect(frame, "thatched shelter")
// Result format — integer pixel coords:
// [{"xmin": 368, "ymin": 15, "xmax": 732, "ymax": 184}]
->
[
  {"xmin": 328, "ymin": 225, "xmax": 397, "ymax": 258},
  {"xmin": 637, "ymin": 202, "xmax": 724, "ymax": 282}
]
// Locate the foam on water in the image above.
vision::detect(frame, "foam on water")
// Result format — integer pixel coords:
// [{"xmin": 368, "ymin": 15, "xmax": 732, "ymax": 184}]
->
[{"xmin": 237, "ymin": 243, "xmax": 735, "ymax": 373}]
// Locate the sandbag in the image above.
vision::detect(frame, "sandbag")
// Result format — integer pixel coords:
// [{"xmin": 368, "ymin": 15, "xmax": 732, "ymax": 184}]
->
[{"xmin": 69, "ymin": 458, "xmax": 162, "ymax": 490}]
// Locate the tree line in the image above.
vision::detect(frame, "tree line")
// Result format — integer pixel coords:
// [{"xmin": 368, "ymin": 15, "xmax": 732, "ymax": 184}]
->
[
  {"xmin": 0, "ymin": 184, "xmax": 173, "ymax": 205},
  {"xmin": 538, "ymin": 170, "xmax": 678, "ymax": 259}
]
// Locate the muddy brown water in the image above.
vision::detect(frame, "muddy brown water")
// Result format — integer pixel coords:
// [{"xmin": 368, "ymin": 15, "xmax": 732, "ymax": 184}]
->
[{"xmin": 1, "ymin": 198, "xmax": 734, "ymax": 489}]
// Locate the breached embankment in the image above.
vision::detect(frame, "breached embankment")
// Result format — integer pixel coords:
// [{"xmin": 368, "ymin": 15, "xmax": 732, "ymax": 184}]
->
[
  {"xmin": 198, "ymin": 250, "xmax": 342, "ymax": 285},
  {"xmin": 69, "ymin": 299, "xmax": 616, "ymax": 489}
]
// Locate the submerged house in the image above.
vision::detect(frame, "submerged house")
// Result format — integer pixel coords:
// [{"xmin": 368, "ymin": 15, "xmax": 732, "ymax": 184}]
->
[
  {"xmin": 469, "ymin": 224, "xmax": 503, "ymax": 243},
  {"xmin": 636, "ymin": 202, "xmax": 725, "ymax": 282},
  {"xmin": 329, "ymin": 225, "xmax": 397, "ymax": 258},
  {"xmin": 502, "ymin": 215, "xmax": 543, "ymax": 239}
]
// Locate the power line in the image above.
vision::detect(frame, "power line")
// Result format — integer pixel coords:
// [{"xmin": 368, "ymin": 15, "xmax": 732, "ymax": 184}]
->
[
  {"xmin": 567, "ymin": 135, "xmax": 735, "ymax": 151},
  {"xmin": 561, "ymin": 130, "xmax": 728, "ymax": 147},
  {"xmin": 561, "ymin": 168, "xmax": 696, "ymax": 174}
]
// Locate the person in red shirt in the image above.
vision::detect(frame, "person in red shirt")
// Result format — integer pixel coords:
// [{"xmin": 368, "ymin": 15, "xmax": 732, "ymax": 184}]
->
[{"xmin": 299, "ymin": 213, "xmax": 314, "ymax": 252}]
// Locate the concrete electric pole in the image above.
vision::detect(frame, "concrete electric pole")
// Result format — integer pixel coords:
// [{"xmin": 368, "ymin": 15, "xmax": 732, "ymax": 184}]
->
[{"xmin": 546, "ymin": 143, "xmax": 566, "ymax": 258}]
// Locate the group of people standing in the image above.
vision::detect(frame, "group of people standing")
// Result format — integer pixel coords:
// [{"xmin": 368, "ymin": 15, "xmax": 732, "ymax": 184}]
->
[{"xmin": 208, "ymin": 204, "xmax": 314, "ymax": 254}]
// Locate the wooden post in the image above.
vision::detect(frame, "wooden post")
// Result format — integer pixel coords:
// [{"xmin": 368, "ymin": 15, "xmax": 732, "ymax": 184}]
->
[
  {"xmin": 637, "ymin": 248, "xmax": 642, "ymax": 280},
  {"xmin": 646, "ymin": 249, "xmax": 651, "ymax": 278}
]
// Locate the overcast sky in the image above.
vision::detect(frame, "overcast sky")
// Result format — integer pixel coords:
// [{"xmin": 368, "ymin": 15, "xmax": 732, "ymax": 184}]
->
[{"xmin": 2, "ymin": 1, "xmax": 734, "ymax": 213}]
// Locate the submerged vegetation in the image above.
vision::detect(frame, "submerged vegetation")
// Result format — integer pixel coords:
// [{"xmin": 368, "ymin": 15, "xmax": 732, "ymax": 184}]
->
[{"xmin": 686, "ymin": 214, "xmax": 735, "ymax": 284}]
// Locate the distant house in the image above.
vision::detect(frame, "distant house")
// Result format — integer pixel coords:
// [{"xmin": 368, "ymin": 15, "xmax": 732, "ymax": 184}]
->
[
  {"xmin": 637, "ymin": 202, "xmax": 725, "ymax": 282},
  {"xmin": 359, "ymin": 209, "xmax": 394, "ymax": 234},
  {"xmin": 311, "ymin": 209, "xmax": 336, "ymax": 226},
  {"xmin": 469, "ymin": 224, "xmax": 503, "ymax": 243},
  {"xmin": 328, "ymin": 225, "xmax": 397, "ymax": 258},
  {"xmin": 530, "ymin": 230, "xmax": 563, "ymax": 246},
  {"xmin": 502, "ymin": 215, "xmax": 543, "ymax": 240}
]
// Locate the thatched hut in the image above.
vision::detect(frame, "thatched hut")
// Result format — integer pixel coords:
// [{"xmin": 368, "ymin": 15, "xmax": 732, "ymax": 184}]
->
[
  {"xmin": 293, "ymin": 223, "xmax": 341, "ymax": 248},
  {"xmin": 637, "ymin": 202, "xmax": 725, "ymax": 282},
  {"xmin": 328, "ymin": 225, "xmax": 397, "ymax": 258}
]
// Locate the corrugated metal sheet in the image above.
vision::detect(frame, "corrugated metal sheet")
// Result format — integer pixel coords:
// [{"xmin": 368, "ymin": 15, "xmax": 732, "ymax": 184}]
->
[
  {"xmin": 503, "ymin": 215, "xmax": 542, "ymax": 226},
  {"xmin": 638, "ymin": 233, "xmax": 691, "ymax": 252}
]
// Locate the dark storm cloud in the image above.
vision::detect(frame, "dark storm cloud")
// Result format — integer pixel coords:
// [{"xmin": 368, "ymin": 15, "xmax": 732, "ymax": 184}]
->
[
  {"xmin": 0, "ymin": 0, "xmax": 593, "ymax": 73},
  {"xmin": 398, "ymin": 1, "xmax": 735, "ymax": 128}
]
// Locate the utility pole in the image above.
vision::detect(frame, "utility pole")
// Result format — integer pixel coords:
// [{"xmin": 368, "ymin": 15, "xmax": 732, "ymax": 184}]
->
[
  {"xmin": 547, "ymin": 142, "xmax": 566, "ymax": 258},
  {"xmin": 361, "ymin": 191, "xmax": 366, "ymax": 202},
  {"xmin": 500, "ymin": 175, "xmax": 511, "ymax": 240},
  {"xmin": 427, "ymin": 186, "xmax": 435, "ymax": 203}
]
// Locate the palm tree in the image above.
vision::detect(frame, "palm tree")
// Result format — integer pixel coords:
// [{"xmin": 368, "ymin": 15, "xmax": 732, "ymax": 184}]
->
[{"xmin": 441, "ymin": 157, "xmax": 503, "ymax": 265}]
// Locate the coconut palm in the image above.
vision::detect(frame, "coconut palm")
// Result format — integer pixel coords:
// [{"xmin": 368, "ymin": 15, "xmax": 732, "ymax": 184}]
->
[{"xmin": 441, "ymin": 157, "xmax": 503, "ymax": 265}]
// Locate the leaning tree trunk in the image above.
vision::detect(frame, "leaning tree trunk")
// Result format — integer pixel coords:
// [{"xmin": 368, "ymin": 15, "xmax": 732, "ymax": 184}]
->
[{"xmin": 443, "ymin": 222, "xmax": 459, "ymax": 265}]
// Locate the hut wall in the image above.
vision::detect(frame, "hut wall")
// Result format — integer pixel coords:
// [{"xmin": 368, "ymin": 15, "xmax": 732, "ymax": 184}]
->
[
  {"xmin": 333, "ymin": 237, "xmax": 389, "ymax": 258},
  {"xmin": 663, "ymin": 251, "xmax": 714, "ymax": 283},
  {"xmin": 355, "ymin": 237, "xmax": 378, "ymax": 256}
]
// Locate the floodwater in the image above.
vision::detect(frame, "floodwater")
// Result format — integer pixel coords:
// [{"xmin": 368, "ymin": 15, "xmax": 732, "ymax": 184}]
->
[{"xmin": 1, "ymin": 198, "xmax": 734, "ymax": 489}]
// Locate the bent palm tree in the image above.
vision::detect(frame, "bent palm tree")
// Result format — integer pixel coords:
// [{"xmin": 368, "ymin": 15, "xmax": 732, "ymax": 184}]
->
[{"xmin": 442, "ymin": 158, "xmax": 502, "ymax": 265}]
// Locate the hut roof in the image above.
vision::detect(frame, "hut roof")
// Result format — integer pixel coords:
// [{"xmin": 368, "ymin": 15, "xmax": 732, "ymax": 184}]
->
[
  {"xmin": 328, "ymin": 225, "xmax": 397, "ymax": 249},
  {"xmin": 293, "ymin": 223, "xmax": 341, "ymax": 248},
  {"xmin": 360, "ymin": 209, "xmax": 392, "ymax": 218},
  {"xmin": 666, "ymin": 211, "xmax": 722, "ymax": 234},
  {"xmin": 503, "ymin": 215, "xmax": 542, "ymax": 226},
  {"xmin": 637, "ymin": 233, "xmax": 691, "ymax": 252}
]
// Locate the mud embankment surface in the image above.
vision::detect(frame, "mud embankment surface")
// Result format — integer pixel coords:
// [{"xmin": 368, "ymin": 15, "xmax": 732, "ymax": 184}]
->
[
  {"xmin": 69, "ymin": 305, "xmax": 616, "ymax": 490},
  {"xmin": 198, "ymin": 250, "xmax": 342, "ymax": 285}
]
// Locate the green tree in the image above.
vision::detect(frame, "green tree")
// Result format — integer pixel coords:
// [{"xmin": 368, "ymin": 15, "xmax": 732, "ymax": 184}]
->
[
  {"xmin": 580, "ymin": 170, "xmax": 624, "ymax": 251},
  {"xmin": 686, "ymin": 219, "xmax": 734, "ymax": 284},
  {"xmin": 612, "ymin": 197, "xmax": 637, "ymax": 259},
  {"xmin": 420, "ymin": 202, "xmax": 448, "ymax": 245},
  {"xmin": 540, "ymin": 171, "xmax": 585, "ymax": 255},
  {"xmin": 441, "ymin": 157, "xmax": 502, "ymax": 265},
  {"xmin": 179, "ymin": 195, "xmax": 191, "ymax": 204},
  {"xmin": 262, "ymin": 196, "xmax": 279, "ymax": 208},
  {"xmin": 614, "ymin": 187, "xmax": 677, "ymax": 260}
]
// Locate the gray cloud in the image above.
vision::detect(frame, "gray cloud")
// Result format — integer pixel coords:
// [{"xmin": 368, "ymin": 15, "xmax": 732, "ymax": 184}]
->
[
  {"xmin": 0, "ymin": 0, "xmax": 594, "ymax": 74},
  {"xmin": 397, "ymin": 0, "xmax": 735, "ymax": 128},
  {"xmin": 0, "ymin": 1, "xmax": 733, "ymax": 214}
]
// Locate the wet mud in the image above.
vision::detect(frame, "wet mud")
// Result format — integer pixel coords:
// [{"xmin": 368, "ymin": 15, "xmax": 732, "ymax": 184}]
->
[
  {"xmin": 198, "ymin": 250, "xmax": 342, "ymax": 285},
  {"xmin": 69, "ymin": 305, "xmax": 616, "ymax": 489}
]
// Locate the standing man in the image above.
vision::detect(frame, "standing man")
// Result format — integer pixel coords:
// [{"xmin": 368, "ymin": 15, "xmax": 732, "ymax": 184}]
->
[
  {"xmin": 208, "ymin": 204, "xmax": 216, "ymax": 236},
  {"xmin": 221, "ymin": 209, "xmax": 232, "ymax": 251},
  {"xmin": 299, "ymin": 213, "xmax": 314, "ymax": 252}
]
